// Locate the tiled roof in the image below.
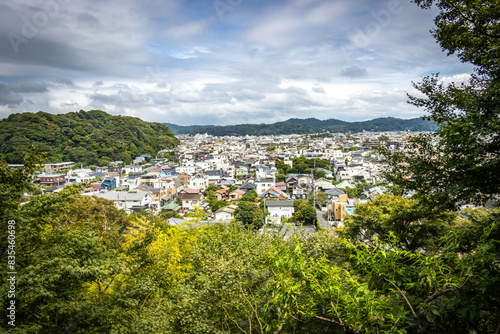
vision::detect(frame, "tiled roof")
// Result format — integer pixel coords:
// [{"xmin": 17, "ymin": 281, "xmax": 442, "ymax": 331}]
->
[{"xmin": 266, "ymin": 200, "xmax": 294, "ymax": 207}]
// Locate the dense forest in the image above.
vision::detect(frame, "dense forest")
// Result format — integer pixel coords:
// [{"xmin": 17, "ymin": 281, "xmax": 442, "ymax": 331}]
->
[
  {"xmin": 0, "ymin": 110, "xmax": 179, "ymax": 165},
  {"xmin": 165, "ymin": 117, "xmax": 437, "ymax": 136}
]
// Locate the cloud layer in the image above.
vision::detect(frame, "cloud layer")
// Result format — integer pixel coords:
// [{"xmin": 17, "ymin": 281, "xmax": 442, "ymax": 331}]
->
[{"xmin": 0, "ymin": 0, "xmax": 473, "ymax": 124}]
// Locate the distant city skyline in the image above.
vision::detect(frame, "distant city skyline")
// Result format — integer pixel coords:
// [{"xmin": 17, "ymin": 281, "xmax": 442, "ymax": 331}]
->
[{"xmin": 0, "ymin": 0, "xmax": 473, "ymax": 125}]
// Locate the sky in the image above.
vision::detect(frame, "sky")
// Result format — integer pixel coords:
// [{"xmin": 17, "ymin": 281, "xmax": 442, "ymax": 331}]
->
[{"xmin": 0, "ymin": 0, "xmax": 474, "ymax": 125}]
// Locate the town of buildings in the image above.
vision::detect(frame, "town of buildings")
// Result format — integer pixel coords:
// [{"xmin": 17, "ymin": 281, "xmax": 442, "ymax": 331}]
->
[{"xmin": 11, "ymin": 131, "xmax": 412, "ymax": 231}]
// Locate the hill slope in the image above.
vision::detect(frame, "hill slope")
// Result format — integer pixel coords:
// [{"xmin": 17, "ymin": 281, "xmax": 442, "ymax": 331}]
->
[
  {"xmin": 166, "ymin": 116, "xmax": 437, "ymax": 136},
  {"xmin": 0, "ymin": 110, "xmax": 179, "ymax": 165}
]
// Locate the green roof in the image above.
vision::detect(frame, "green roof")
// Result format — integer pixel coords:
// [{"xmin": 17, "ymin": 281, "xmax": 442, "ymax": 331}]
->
[
  {"xmin": 162, "ymin": 203, "xmax": 181, "ymax": 211},
  {"xmin": 336, "ymin": 180, "xmax": 356, "ymax": 189}
]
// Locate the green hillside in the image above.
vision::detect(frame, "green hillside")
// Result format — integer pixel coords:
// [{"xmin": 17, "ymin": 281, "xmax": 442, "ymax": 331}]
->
[
  {"xmin": 168, "ymin": 116, "xmax": 437, "ymax": 136},
  {"xmin": 163, "ymin": 123, "xmax": 211, "ymax": 135},
  {"xmin": 0, "ymin": 110, "xmax": 179, "ymax": 165}
]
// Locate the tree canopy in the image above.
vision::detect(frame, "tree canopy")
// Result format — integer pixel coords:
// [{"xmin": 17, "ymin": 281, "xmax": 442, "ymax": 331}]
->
[
  {"xmin": 0, "ymin": 110, "xmax": 179, "ymax": 165},
  {"xmin": 385, "ymin": 0, "xmax": 500, "ymax": 208}
]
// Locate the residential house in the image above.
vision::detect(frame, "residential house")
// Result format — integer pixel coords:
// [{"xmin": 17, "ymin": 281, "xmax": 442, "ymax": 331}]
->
[
  {"xmin": 38, "ymin": 173, "xmax": 66, "ymax": 187},
  {"xmin": 235, "ymin": 166, "xmax": 249, "ymax": 177},
  {"xmin": 101, "ymin": 177, "xmax": 117, "ymax": 190},
  {"xmin": 178, "ymin": 188, "xmax": 204, "ymax": 212},
  {"xmin": 66, "ymin": 168, "xmax": 94, "ymax": 184},
  {"xmin": 43, "ymin": 162, "xmax": 75, "ymax": 174},
  {"xmin": 218, "ymin": 178, "xmax": 236, "ymax": 188},
  {"xmin": 122, "ymin": 172, "xmax": 143, "ymax": 189},
  {"xmin": 133, "ymin": 156, "xmax": 146, "ymax": 164},
  {"xmin": 366, "ymin": 186, "xmax": 388, "ymax": 201},
  {"xmin": 314, "ymin": 178, "xmax": 335, "ymax": 191},
  {"xmin": 188, "ymin": 175, "xmax": 209, "ymax": 191},
  {"xmin": 260, "ymin": 186, "xmax": 289, "ymax": 200},
  {"xmin": 265, "ymin": 200, "xmax": 294, "ymax": 225},
  {"xmin": 136, "ymin": 184, "xmax": 169, "ymax": 205},
  {"xmin": 108, "ymin": 165, "xmax": 124, "ymax": 174},
  {"xmin": 95, "ymin": 166, "xmax": 108, "ymax": 173},
  {"xmin": 124, "ymin": 164, "xmax": 142, "ymax": 174},
  {"xmin": 325, "ymin": 188, "xmax": 347, "ymax": 201},
  {"xmin": 162, "ymin": 202, "xmax": 182, "ymax": 213},
  {"xmin": 239, "ymin": 182, "xmax": 257, "ymax": 194},
  {"xmin": 275, "ymin": 181, "xmax": 287, "ymax": 192},
  {"xmin": 256, "ymin": 166, "xmax": 275, "ymax": 180},
  {"xmin": 176, "ymin": 165, "xmax": 197, "ymax": 175},
  {"xmin": 162, "ymin": 179, "xmax": 178, "ymax": 198},
  {"xmin": 286, "ymin": 176, "xmax": 299, "ymax": 192},
  {"xmin": 178, "ymin": 172, "xmax": 191, "ymax": 186},
  {"xmin": 215, "ymin": 189, "xmax": 228, "ymax": 201},
  {"xmin": 89, "ymin": 190, "xmax": 151, "ymax": 213},
  {"xmin": 151, "ymin": 158, "xmax": 165, "ymax": 165},
  {"xmin": 213, "ymin": 204, "xmax": 237, "ymax": 222},
  {"xmin": 229, "ymin": 189, "xmax": 246, "ymax": 201},
  {"xmin": 255, "ymin": 178, "xmax": 275, "ymax": 195},
  {"xmin": 335, "ymin": 180, "xmax": 356, "ymax": 189},
  {"xmin": 143, "ymin": 166, "xmax": 162, "ymax": 174},
  {"xmin": 206, "ymin": 170, "xmax": 225, "ymax": 185},
  {"xmin": 286, "ymin": 174, "xmax": 312, "ymax": 192},
  {"xmin": 329, "ymin": 189, "xmax": 349, "ymax": 221}
]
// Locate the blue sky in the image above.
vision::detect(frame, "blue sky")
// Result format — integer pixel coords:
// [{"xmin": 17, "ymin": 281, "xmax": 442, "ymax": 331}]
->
[{"xmin": 0, "ymin": 0, "xmax": 473, "ymax": 125}]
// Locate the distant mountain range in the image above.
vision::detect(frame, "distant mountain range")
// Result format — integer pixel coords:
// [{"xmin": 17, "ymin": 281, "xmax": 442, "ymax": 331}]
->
[{"xmin": 164, "ymin": 117, "xmax": 437, "ymax": 136}]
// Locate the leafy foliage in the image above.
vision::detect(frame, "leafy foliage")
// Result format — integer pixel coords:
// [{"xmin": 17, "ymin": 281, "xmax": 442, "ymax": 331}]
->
[
  {"xmin": 384, "ymin": 0, "xmax": 500, "ymax": 208},
  {"xmin": 240, "ymin": 189, "xmax": 259, "ymax": 202},
  {"xmin": 0, "ymin": 110, "xmax": 179, "ymax": 165},
  {"xmin": 234, "ymin": 201, "xmax": 265, "ymax": 230},
  {"xmin": 340, "ymin": 194, "xmax": 457, "ymax": 251},
  {"xmin": 294, "ymin": 201, "xmax": 317, "ymax": 225}
]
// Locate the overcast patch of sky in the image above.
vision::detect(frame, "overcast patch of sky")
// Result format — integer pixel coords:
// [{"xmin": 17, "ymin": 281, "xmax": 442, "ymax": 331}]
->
[{"xmin": 0, "ymin": 0, "xmax": 474, "ymax": 124}]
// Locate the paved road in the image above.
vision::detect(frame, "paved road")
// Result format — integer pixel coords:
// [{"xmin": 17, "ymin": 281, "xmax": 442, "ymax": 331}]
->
[{"xmin": 316, "ymin": 209, "xmax": 330, "ymax": 230}]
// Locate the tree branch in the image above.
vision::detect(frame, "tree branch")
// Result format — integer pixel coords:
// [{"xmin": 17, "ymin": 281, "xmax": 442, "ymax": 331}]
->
[
  {"xmin": 314, "ymin": 315, "xmax": 346, "ymax": 327},
  {"xmin": 273, "ymin": 326, "xmax": 283, "ymax": 334},
  {"xmin": 139, "ymin": 293, "xmax": 152, "ymax": 311},
  {"xmin": 297, "ymin": 310, "xmax": 347, "ymax": 330},
  {"xmin": 383, "ymin": 277, "xmax": 418, "ymax": 319},
  {"xmin": 425, "ymin": 286, "xmax": 455, "ymax": 303},
  {"xmin": 222, "ymin": 306, "xmax": 248, "ymax": 334}
]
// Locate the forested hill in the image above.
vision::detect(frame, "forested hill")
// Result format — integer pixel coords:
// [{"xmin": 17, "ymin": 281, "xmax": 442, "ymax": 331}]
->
[
  {"xmin": 0, "ymin": 110, "xmax": 179, "ymax": 165},
  {"xmin": 166, "ymin": 116, "xmax": 437, "ymax": 135}
]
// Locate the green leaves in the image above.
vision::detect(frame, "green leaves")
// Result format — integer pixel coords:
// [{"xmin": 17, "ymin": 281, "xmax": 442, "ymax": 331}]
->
[
  {"xmin": 235, "ymin": 201, "xmax": 265, "ymax": 230},
  {"xmin": 340, "ymin": 194, "xmax": 457, "ymax": 251},
  {"xmin": 384, "ymin": 1, "xmax": 500, "ymax": 208},
  {"xmin": 0, "ymin": 110, "xmax": 179, "ymax": 165},
  {"xmin": 266, "ymin": 239, "xmax": 411, "ymax": 333},
  {"xmin": 294, "ymin": 201, "xmax": 317, "ymax": 225}
]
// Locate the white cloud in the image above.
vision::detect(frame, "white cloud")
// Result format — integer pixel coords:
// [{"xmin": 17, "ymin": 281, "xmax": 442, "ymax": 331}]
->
[
  {"xmin": 0, "ymin": 0, "xmax": 474, "ymax": 125},
  {"xmin": 439, "ymin": 73, "xmax": 472, "ymax": 85}
]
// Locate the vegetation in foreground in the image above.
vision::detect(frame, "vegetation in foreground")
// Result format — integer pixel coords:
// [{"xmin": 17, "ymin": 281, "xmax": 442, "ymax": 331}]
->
[{"xmin": 0, "ymin": 149, "xmax": 499, "ymax": 333}]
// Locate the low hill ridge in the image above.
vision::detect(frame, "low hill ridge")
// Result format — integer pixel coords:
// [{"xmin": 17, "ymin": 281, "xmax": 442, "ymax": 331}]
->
[
  {"xmin": 0, "ymin": 110, "xmax": 179, "ymax": 165},
  {"xmin": 165, "ymin": 116, "xmax": 436, "ymax": 135}
]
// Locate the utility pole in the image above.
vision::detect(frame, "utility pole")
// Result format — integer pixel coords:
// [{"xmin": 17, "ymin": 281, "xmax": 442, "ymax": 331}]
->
[{"xmin": 312, "ymin": 160, "xmax": 316, "ymax": 209}]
